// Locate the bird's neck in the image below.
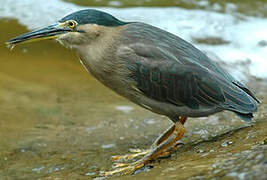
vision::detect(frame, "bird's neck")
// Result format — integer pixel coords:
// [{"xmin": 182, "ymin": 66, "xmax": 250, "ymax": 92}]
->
[{"xmin": 75, "ymin": 26, "xmax": 124, "ymax": 87}]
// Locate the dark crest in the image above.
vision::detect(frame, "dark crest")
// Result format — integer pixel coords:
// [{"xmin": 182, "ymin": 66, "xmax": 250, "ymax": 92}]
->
[{"xmin": 59, "ymin": 9, "xmax": 128, "ymax": 27}]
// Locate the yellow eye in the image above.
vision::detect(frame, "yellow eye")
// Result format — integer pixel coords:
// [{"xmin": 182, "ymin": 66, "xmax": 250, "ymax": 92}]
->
[{"xmin": 67, "ymin": 20, "xmax": 77, "ymax": 29}]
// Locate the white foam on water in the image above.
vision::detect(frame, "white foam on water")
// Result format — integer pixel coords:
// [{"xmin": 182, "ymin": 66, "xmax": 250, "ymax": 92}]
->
[{"xmin": 1, "ymin": 0, "xmax": 267, "ymax": 79}]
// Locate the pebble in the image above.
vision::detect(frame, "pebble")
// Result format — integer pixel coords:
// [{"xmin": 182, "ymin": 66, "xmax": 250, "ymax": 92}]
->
[
  {"xmin": 101, "ymin": 144, "xmax": 115, "ymax": 149},
  {"xmin": 115, "ymin": 106, "xmax": 133, "ymax": 113},
  {"xmin": 197, "ymin": 149, "xmax": 205, "ymax": 153},
  {"xmin": 221, "ymin": 141, "xmax": 233, "ymax": 147},
  {"xmin": 85, "ymin": 172, "xmax": 96, "ymax": 176},
  {"xmin": 32, "ymin": 166, "xmax": 45, "ymax": 173},
  {"xmin": 93, "ymin": 177, "xmax": 106, "ymax": 180}
]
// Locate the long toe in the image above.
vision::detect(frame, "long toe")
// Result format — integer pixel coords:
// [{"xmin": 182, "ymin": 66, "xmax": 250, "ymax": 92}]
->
[
  {"xmin": 111, "ymin": 149, "xmax": 150, "ymax": 162},
  {"xmin": 101, "ymin": 161, "xmax": 146, "ymax": 176}
]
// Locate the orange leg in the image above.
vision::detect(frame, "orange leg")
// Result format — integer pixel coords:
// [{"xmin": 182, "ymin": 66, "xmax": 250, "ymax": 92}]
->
[
  {"xmin": 152, "ymin": 116, "xmax": 187, "ymax": 148},
  {"xmin": 180, "ymin": 116, "xmax": 187, "ymax": 125},
  {"xmin": 102, "ymin": 117, "xmax": 186, "ymax": 176}
]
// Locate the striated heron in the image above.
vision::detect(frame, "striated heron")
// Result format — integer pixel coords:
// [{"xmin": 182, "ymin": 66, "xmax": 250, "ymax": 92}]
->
[{"xmin": 7, "ymin": 9, "xmax": 259, "ymax": 176}]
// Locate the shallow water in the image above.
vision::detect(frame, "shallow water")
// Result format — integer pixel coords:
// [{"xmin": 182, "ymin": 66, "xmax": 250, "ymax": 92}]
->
[{"xmin": 0, "ymin": 1, "xmax": 267, "ymax": 180}]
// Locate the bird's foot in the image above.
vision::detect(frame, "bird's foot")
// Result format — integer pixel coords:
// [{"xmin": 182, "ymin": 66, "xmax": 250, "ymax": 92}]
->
[
  {"xmin": 112, "ymin": 148, "xmax": 150, "ymax": 162},
  {"xmin": 110, "ymin": 138, "xmax": 184, "ymax": 164},
  {"xmin": 100, "ymin": 161, "xmax": 145, "ymax": 176},
  {"xmin": 103, "ymin": 142, "xmax": 184, "ymax": 177},
  {"xmin": 101, "ymin": 120, "xmax": 186, "ymax": 177}
]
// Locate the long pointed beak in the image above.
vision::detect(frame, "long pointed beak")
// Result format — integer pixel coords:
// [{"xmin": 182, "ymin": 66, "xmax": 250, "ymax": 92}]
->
[{"xmin": 6, "ymin": 23, "xmax": 70, "ymax": 47}]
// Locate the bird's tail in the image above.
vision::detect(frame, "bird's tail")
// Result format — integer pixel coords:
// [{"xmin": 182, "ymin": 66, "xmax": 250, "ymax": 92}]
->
[
  {"xmin": 220, "ymin": 82, "xmax": 259, "ymax": 122},
  {"xmin": 234, "ymin": 111, "xmax": 254, "ymax": 122}
]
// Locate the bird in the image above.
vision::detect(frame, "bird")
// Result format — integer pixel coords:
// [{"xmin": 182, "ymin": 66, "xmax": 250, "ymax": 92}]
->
[{"xmin": 7, "ymin": 9, "xmax": 259, "ymax": 176}]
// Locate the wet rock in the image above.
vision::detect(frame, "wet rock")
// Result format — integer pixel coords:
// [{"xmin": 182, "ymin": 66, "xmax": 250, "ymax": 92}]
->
[
  {"xmin": 197, "ymin": 149, "xmax": 205, "ymax": 153},
  {"xmin": 221, "ymin": 141, "xmax": 233, "ymax": 147},
  {"xmin": 262, "ymin": 138, "xmax": 267, "ymax": 145},
  {"xmin": 192, "ymin": 36, "xmax": 230, "ymax": 45},
  {"xmin": 85, "ymin": 172, "xmax": 96, "ymax": 176},
  {"xmin": 101, "ymin": 144, "xmax": 116, "ymax": 149},
  {"xmin": 93, "ymin": 177, "xmax": 106, "ymax": 180},
  {"xmin": 115, "ymin": 106, "xmax": 134, "ymax": 113},
  {"xmin": 258, "ymin": 40, "xmax": 267, "ymax": 47},
  {"xmin": 32, "ymin": 166, "xmax": 45, "ymax": 173}
]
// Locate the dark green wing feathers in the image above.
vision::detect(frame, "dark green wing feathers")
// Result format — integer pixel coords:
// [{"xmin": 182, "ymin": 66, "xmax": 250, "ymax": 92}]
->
[
  {"xmin": 129, "ymin": 61, "xmax": 226, "ymax": 109},
  {"xmin": 121, "ymin": 23, "xmax": 258, "ymax": 121},
  {"xmin": 128, "ymin": 59, "xmax": 257, "ymax": 121}
]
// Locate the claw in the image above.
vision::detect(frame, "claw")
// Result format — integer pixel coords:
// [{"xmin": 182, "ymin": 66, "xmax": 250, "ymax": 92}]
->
[
  {"xmin": 111, "ymin": 149, "xmax": 150, "ymax": 162},
  {"xmin": 112, "ymin": 163, "xmax": 128, "ymax": 168},
  {"xmin": 129, "ymin": 148, "xmax": 142, "ymax": 153},
  {"xmin": 101, "ymin": 162, "xmax": 145, "ymax": 176},
  {"xmin": 112, "ymin": 154, "xmax": 132, "ymax": 161}
]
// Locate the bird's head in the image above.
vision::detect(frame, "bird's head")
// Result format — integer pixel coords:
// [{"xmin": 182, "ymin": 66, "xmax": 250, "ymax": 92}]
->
[{"xmin": 6, "ymin": 9, "xmax": 127, "ymax": 49}]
